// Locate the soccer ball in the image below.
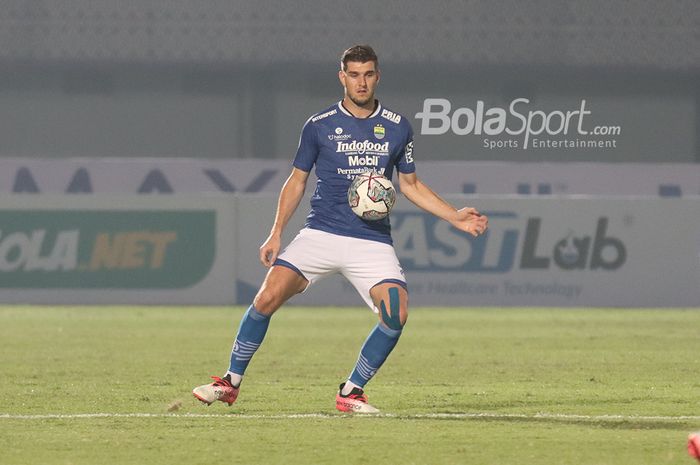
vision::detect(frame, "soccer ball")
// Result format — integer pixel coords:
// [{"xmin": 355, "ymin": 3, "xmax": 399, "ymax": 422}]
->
[{"xmin": 347, "ymin": 171, "xmax": 396, "ymax": 220}]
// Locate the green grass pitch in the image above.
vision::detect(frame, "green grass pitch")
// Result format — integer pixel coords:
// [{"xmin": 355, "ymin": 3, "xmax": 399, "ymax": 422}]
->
[{"xmin": 1, "ymin": 305, "xmax": 699, "ymax": 465}]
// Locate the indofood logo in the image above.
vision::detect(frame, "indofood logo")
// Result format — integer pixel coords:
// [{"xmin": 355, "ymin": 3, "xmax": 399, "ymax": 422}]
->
[
  {"xmin": 336, "ymin": 140, "xmax": 389, "ymax": 155},
  {"xmin": 415, "ymin": 98, "xmax": 622, "ymax": 150},
  {"xmin": 392, "ymin": 212, "xmax": 626, "ymax": 272}
]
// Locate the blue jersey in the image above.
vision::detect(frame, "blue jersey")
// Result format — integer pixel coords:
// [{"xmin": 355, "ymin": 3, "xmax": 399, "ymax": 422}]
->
[{"xmin": 293, "ymin": 101, "xmax": 415, "ymax": 245}]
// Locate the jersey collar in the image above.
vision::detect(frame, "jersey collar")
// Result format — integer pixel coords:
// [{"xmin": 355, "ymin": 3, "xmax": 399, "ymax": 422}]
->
[{"xmin": 337, "ymin": 100, "xmax": 382, "ymax": 119}]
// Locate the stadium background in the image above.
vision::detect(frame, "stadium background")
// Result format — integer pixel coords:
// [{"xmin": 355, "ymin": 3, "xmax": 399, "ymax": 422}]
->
[{"xmin": 0, "ymin": 0, "xmax": 699, "ymax": 306}]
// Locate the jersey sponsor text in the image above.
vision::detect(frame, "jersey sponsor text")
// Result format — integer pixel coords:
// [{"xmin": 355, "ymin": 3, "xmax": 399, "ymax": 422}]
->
[
  {"xmin": 336, "ymin": 140, "xmax": 389, "ymax": 155},
  {"xmin": 381, "ymin": 109, "xmax": 402, "ymax": 124},
  {"xmin": 347, "ymin": 155, "xmax": 380, "ymax": 166},
  {"xmin": 311, "ymin": 109, "xmax": 338, "ymax": 122}
]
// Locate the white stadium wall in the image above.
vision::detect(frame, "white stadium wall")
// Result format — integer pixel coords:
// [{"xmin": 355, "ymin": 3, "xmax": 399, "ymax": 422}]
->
[
  {"xmin": 1, "ymin": 158, "xmax": 700, "ymax": 197},
  {"xmin": 1, "ymin": 194, "xmax": 699, "ymax": 307},
  {"xmin": 236, "ymin": 195, "xmax": 700, "ymax": 308}
]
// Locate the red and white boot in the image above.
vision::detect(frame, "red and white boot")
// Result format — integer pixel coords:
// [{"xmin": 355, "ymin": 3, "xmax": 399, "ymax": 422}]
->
[
  {"xmin": 192, "ymin": 376, "xmax": 239, "ymax": 406},
  {"xmin": 335, "ymin": 382, "xmax": 380, "ymax": 414}
]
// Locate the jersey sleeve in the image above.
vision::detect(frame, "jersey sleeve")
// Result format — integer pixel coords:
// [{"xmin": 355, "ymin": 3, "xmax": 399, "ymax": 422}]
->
[
  {"xmin": 292, "ymin": 118, "xmax": 319, "ymax": 172},
  {"xmin": 395, "ymin": 121, "xmax": 416, "ymax": 174}
]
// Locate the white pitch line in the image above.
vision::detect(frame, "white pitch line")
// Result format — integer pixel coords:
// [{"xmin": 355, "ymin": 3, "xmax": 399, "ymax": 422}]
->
[{"xmin": 1, "ymin": 412, "xmax": 699, "ymax": 422}]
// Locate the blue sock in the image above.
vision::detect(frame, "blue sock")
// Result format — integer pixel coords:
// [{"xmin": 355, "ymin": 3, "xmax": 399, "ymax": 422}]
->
[
  {"xmin": 349, "ymin": 323, "xmax": 402, "ymax": 388},
  {"xmin": 228, "ymin": 305, "xmax": 270, "ymax": 377}
]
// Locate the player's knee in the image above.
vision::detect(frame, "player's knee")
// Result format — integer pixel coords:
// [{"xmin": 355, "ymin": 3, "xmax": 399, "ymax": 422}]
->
[
  {"xmin": 252, "ymin": 289, "xmax": 281, "ymax": 316},
  {"xmin": 398, "ymin": 308, "xmax": 408, "ymax": 327},
  {"xmin": 379, "ymin": 304, "xmax": 407, "ymax": 330},
  {"xmin": 253, "ymin": 267, "xmax": 307, "ymax": 315},
  {"xmin": 378, "ymin": 286, "xmax": 407, "ymax": 330}
]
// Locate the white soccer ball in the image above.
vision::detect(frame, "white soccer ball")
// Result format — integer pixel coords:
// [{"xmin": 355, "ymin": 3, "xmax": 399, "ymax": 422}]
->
[{"xmin": 347, "ymin": 171, "xmax": 396, "ymax": 220}]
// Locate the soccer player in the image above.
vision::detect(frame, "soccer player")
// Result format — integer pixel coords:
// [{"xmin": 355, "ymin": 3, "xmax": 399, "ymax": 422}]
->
[{"xmin": 193, "ymin": 45, "xmax": 488, "ymax": 413}]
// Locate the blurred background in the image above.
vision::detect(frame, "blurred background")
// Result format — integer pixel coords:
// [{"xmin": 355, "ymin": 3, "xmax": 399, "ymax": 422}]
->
[
  {"xmin": 1, "ymin": 0, "xmax": 697, "ymax": 161},
  {"xmin": 0, "ymin": 0, "xmax": 699, "ymax": 306}
]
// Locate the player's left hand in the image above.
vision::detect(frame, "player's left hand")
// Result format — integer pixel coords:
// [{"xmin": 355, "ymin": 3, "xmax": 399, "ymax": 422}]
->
[{"xmin": 450, "ymin": 207, "xmax": 489, "ymax": 237}]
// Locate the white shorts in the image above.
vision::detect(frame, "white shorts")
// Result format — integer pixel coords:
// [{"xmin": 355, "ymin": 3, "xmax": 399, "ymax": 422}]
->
[{"xmin": 275, "ymin": 228, "xmax": 407, "ymax": 312}]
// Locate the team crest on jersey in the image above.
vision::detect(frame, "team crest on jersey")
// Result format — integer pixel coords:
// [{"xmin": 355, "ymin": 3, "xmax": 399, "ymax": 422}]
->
[{"xmin": 373, "ymin": 124, "xmax": 385, "ymax": 140}]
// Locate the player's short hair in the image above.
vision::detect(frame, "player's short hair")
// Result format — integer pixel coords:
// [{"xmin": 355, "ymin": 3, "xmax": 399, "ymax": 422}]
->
[{"xmin": 341, "ymin": 45, "xmax": 379, "ymax": 71}]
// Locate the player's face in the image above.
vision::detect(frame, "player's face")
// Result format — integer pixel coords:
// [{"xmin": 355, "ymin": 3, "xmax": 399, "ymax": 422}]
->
[{"xmin": 339, "ymin": 60, "xmax": 380, "ymax": 108}]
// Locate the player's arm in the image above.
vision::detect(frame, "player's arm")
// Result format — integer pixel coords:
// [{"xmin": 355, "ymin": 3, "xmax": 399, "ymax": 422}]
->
[
  {"xmin": 259, "ymin": 167, "xmax": 309, "ymax": 267},
  {"xmin": 398, "ymin": 171, "xmax": 488, "ymax": 237}
]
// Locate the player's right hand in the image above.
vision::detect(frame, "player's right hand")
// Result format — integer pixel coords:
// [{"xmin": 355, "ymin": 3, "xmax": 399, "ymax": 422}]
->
[{"xmin": 259, "ymin": 233, "xmax": 282, "ymax": 267}]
